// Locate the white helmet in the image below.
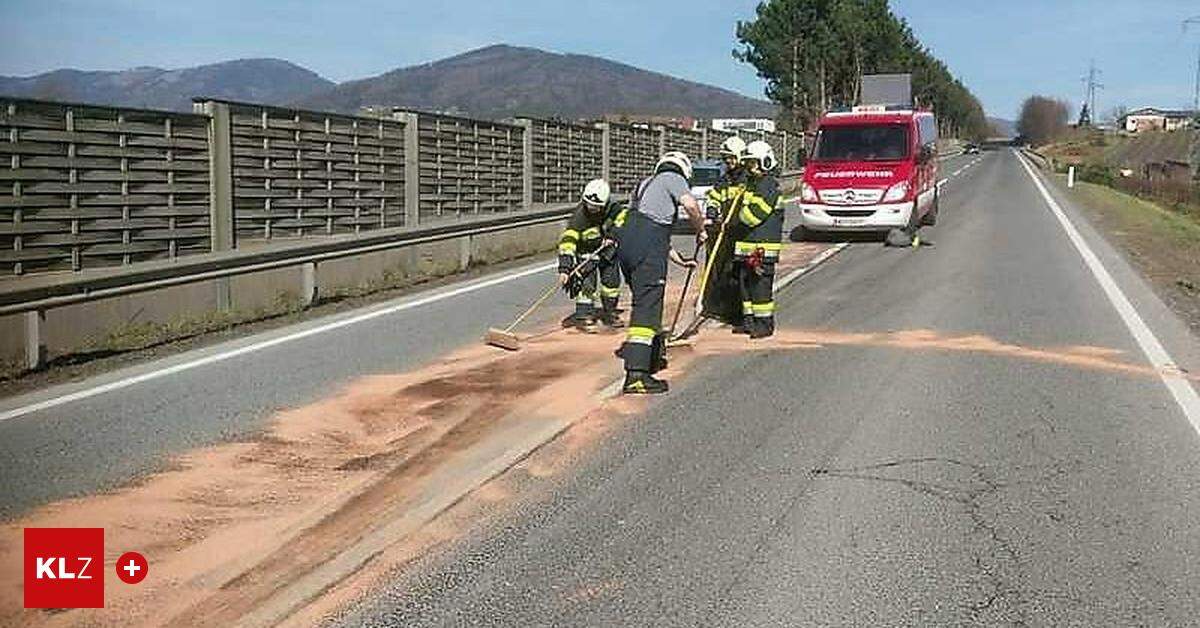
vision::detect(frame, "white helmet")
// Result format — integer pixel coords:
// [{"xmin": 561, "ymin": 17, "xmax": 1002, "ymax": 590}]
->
[
  {"xmin": 718, "ymin": 135, "xmax": 747, "ymax": 159},
  {"xmin": 581, "ymin": 178, "xmax": 610, "ymax": 207},
  {"xmin": 655, "ymin": 151, "xmax": 693, "ymax": 180},
  {"xmin": 743, "ymin": 140, "xmax": 777, "ymax": 172}
]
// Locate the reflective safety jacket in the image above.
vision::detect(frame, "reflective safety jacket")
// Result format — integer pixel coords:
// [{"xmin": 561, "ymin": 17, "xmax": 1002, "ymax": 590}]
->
[
  {"xmin": 732, "ymin": 175, "xmax": 783, "ymax": 263},
  {"xmin": 558, "ymin": 200, "xmax": 626, "ymax": 273}
]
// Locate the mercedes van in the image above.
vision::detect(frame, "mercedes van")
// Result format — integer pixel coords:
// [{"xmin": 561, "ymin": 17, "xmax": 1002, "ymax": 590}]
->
[{"xmin": 797, "ymin": 106, "xmax": 939, "ymax": 237}]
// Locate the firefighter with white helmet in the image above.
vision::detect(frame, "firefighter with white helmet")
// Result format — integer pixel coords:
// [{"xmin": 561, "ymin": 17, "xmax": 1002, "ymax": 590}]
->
[
  {"xmin": 698, "ymin": 135, "xmax": 750, "ymax": 326},
  {"xmin": 558, "ymin": 178, "xmax": 625, "ymax": 329},
  {"xmin": 731, "ymin": 140, "xmax": 784, "ymax": 338},
  {"xmin": 615, "ymin": 151, "xmax": 705, "ymax": 394}
]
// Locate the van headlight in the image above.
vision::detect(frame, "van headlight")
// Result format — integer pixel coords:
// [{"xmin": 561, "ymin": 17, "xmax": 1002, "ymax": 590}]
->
[
  {"xmin": 882, "ymin": 181, "xmax": 910, "ymax": 202},
  {"xmin": 801, "ymin": 182, "xmax": 819, "ymax": 203}
]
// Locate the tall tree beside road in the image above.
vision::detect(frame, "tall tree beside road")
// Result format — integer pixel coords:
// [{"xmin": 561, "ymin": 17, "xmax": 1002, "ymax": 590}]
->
[
  {"xmin": 1017, "ymin": 96, "xmax": 1070, "ymax": 146},
  {"xmin": 734, "ymin": 0, "xmax": 989, "ymax": 139}
]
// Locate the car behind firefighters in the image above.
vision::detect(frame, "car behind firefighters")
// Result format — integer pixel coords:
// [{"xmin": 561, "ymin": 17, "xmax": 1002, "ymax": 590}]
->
[{"xmin": 677, "ymin": 160, "xmax": 722, "ymax": 231}]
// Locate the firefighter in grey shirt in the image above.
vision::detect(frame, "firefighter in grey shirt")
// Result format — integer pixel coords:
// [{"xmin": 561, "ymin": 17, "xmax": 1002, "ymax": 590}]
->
[{"xmin": 616, "ymin": 151, "xmax": 705, "ymax": 394}]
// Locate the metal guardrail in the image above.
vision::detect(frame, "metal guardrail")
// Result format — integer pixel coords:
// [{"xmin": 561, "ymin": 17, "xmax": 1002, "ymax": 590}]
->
[
  {"xmin": 0, "ymin": 204, "xmax": 576, "ymax": 316},
  {"xmin": 5, "ymin": 203, "xmax": 576, "ymax": 370}
]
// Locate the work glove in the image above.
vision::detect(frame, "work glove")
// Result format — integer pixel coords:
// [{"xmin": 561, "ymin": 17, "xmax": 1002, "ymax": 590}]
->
[
  {"xmin": 558, "ymin": 254, "xmax": 576, "ymax": 275},
  {"xmin": 598, "ymin": 239, "xmax": 618, "ymax": 262}
]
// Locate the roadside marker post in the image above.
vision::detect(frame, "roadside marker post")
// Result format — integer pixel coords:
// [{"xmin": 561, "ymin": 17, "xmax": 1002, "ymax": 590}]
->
[{"xmin": 1067, "ymin": 165, "xmax": 1075, "ymax": 188}]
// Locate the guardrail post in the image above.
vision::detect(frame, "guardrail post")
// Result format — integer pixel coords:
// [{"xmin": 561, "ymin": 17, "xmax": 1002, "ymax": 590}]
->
[
  {"xmin": 599, "ymin": 122, "xmax": 612, "ymax": 183},
  {"xmin": 201, "ymin": 100, "xmax": 235, "ymax": 311},
  {"xmin": 300, "ymin": 261, "xmax": 318, "ymax": 308},
  {"xmin": 25, "ymin": 309, "xmax": 46, "ymax": 371},
  {"xmin": 396, "ymin": 111, "xmax": 421, "ymax": 227}
]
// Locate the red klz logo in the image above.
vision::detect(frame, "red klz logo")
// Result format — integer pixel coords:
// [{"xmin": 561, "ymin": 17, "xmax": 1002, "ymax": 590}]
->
[{"xmin": 24, "ymin": 528, "xmax": 105, "ymax": 608}]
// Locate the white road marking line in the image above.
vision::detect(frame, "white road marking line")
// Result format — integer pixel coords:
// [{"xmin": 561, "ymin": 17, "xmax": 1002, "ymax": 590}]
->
[
  {"xmin": 936, "ymin": 178, "xmax": 948, "ymax": 189},
  {"xmin": 776, "ymin": 242, "xmax": 851, "ymax": 290},
  {"xmin": 1016, "ymin": 151, "xmax": 1200, "ymax": 436},
  {"xmin": 0, "ymin": 261, "xmax": 560, "ymax": 422}
]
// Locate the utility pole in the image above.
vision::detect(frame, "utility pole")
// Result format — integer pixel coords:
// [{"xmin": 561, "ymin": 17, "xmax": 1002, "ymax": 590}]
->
[
  {"xmin": 1185, "ymin": 16, "xmax": 1200, "ymax": 113},
  {"xmin": 1080, "ymin": 59, "xmax": 1103, "ymax": 127}
]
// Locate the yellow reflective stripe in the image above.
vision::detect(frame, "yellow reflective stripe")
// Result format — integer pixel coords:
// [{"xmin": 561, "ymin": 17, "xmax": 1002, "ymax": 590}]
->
[
  {"xmin": 742, "ymin": 300, "xmax": 753, "ymax": 315},
  {"xmin": 600, "ymin": 285, "xmax": 621, "ymax": 297},
  {"xmin": 582, "ymin": 226, "xmax": 601, "ymax": 240},
  {"xmin": 739, "ymin": 204, "xmax": 763, "ymax": 227},
  {"xmin": 752, "ymin": 301, "xmax": 775, "ymax": 316},
  {"xmin": 561, "ymin": 229, "xmax": 580, "ymax": 240},
  {"xmin": 706, "ymin": 188, "xmax": 725, "ymax": 203},
  {"xmin": 613, "ymin": 209, "xmax": 628, "ymax": 227},
  {"xmin": 626, "ymin": 326, "xmax": 656, "ymax": 344},
  {"xmin": 735, "ymin": 241, "xmax": 782, "ymax": 256},
  {"xmin": 558, "ymin": 242, "xmax": 577, "ymax": 254},
  {"xmin": 738, "ymin": 193, "xmax": 774, "ymax": 227}
]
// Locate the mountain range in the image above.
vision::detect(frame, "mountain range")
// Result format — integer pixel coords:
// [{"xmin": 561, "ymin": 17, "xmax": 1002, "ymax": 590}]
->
[{"xmin": 0, "ymin": 45, "xmax": 775, "ymax": 120}]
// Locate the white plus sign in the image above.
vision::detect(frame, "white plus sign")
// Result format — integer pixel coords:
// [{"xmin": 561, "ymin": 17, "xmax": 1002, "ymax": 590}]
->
[{"xmin": 123, "ymin": 560, "xmax": 141, "ymax": 577}]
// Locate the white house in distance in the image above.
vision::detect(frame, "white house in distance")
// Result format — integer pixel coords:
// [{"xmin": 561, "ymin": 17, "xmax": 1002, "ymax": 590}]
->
[
  {"xmin": 711, "ymin": 118, "xmax": 776, "ymax": 133},
  {"xmin": 1118, "ymin": 107, "xmax": 1195, "ymax": 133}
]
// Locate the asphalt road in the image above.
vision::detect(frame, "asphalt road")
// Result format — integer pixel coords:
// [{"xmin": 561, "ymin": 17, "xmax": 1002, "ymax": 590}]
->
[
  {"xmin": 0, "ymin": 233, "xmax": 667, "ymax": 517},
  {"xmin": 336, "ymin": 150, "xmax": 1200, "ymax": 627}
]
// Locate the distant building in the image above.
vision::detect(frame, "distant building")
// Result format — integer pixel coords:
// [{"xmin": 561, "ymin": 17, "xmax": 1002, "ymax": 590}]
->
[
  {"xmin": 711, "ymin": 118, "xmax": 776, "ymax": 133},
  {"xmin": 1118, "ymin": 107, "xmax": 1196, "ymax": 133}
]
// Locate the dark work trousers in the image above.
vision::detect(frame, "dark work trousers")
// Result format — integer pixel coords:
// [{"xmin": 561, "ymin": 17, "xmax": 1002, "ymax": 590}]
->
[
  {"xmin": 574, "ymin": 258, "xmax": 622, "ymax": 317},
  {"xmin": 616, "ymin": 212, "xmax": 671, "ymax": 373},
  {"xmin": 736, "ymin": 260, "xmax": 776, "ymax": 334}
]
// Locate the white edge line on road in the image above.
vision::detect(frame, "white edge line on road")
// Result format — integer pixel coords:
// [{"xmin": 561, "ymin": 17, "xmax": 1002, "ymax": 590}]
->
[
  {"xmin": 1015, "ymin": 151, "xmax": 1200, "ymax": 436},
  {"xmin": 0, "ymin": 261, "xmax": 559, "ymax": 423}
]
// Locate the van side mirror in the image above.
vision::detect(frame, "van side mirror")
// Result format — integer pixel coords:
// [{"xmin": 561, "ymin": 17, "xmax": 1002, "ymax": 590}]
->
[{"xmin": 919, "ymin": 144, "xmax": 935, "ymax": 163}]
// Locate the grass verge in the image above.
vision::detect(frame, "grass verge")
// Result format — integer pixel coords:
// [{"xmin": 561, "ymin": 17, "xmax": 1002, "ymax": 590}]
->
[{"xmin": 1062, "ymin": 177, "xmax": 1200, "ymax": 333}]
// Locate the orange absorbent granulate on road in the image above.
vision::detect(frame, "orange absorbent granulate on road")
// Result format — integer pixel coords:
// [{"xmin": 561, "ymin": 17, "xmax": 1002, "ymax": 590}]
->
[{"xmin": 0, "ymin": 242, "xmax": 829, "ymax": 628}]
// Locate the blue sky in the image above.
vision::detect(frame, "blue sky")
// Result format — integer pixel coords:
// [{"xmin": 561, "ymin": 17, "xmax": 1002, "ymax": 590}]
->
[{"xmin": 1, "ymin": 0, "xmax": 1198, "ymax": 119}]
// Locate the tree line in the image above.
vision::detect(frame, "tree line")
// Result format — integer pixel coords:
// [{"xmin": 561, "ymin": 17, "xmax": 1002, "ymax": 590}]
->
[
  {"xmin": 734, "ymin": 0, "xmax": 990, "ymax": 140},
  {"xmin": 1016, "ymin": 96, "xmax": 1070, "ymax": 146}
]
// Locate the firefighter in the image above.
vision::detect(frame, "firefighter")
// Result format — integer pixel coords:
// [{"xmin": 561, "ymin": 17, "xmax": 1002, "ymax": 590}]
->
[
  {"xmin": 616, "ymin": 151, "xmax": 706, "ymax": 394},
  {"xmin": 699, "ymin": 135, "xmax": 749, "ymax": 327},
  {"xmin": 731, "ymin": 140, "xmax": 784, "ymax": 339},
  {"xmin": 558, "ymin": 179, "xmax": 625, "ymax": 329}
]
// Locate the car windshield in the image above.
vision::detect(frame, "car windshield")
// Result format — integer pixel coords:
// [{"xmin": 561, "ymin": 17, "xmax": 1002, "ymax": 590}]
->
[
  {"xmin": 691, "ymin": 167, "xmax": 722, "ymax": 186},
  {"xmin": 813, "ymin": 124, "xmax": 910, "ymax": 162}
]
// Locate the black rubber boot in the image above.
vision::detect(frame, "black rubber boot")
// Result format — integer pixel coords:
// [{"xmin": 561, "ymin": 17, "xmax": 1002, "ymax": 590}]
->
[
  {"xmin": 561, "ymin": 314, "xmax": 596, "ymax": 330},
  {"xmin": 732, "ymin": 315, "xmax": 752, "ymax": 334},
  {"xmin": 749, "ymin": 317, "xmax": 775, "ymax": 339},
  {"xmin": 622, "ymin": 371, "xmax": 669, "ymax": 395},
  {"xmin": 596, "ymin": 309, "xmax": 624, "ymax": 329}
]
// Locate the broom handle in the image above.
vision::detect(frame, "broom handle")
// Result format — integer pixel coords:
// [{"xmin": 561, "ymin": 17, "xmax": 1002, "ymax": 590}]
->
[
  {"xmin": 668, "ymin": 240, "xmax": 703, "ymax": 335},
  {"xmin": 505, "ymin": 241, "xmax": 613, "ymax": 333},
  {"xmin": 504, "ymin": 283, "xmax": 560, "ymax": 332},
  {"xmin": 693, "ymin": 192, "xmax": 743, "ymax": 315}
]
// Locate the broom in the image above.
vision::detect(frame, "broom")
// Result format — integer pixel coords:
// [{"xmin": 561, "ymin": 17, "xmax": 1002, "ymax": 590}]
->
[{"xmin": 484, "ymin": 241, "xmax": 613, "ymax": 351}]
